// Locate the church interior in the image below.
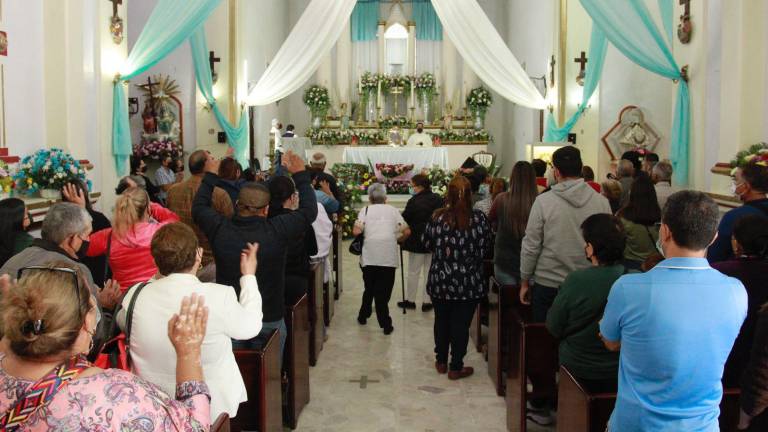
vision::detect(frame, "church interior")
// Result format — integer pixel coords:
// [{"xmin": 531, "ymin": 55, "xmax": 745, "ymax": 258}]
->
[{"xmin": 0, "ymin": 0, "xmax": 767, "ymax": 431}]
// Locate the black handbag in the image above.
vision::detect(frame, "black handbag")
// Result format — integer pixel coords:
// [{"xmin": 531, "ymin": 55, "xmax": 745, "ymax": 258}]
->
[{"xmin": 348, "ymin": 207, "xmax": 368, "ymax": 256}]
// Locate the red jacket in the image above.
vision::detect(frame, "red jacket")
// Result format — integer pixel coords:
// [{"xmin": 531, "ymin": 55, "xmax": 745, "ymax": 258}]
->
[{"xmin": 87, "ymin": 203, "xmax": 179, "ymax": 291}]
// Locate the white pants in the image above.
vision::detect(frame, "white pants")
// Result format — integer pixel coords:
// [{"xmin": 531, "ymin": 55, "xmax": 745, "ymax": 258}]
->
[{"xmin": 406, "ymin": 252, "xmax": 432, "ymax": 304}]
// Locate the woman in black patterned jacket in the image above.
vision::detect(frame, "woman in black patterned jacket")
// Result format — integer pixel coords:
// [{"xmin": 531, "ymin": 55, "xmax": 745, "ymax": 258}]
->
[{"xmin": 422, "ymin": 175, "xmax": 492, "ymax": 380}]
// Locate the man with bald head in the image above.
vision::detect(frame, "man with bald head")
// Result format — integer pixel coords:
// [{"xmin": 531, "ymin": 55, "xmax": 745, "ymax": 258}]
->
[
  {"xmin": 309, "ymin": 152, "xmax": 343, "ymax": 215},
  {"xmin": 167, "ymin": 150, "xmax": 234, "ymax": 281},
  {"xmin": 193, "ymin": 150, "xmax": 318, "ymax": 354}
]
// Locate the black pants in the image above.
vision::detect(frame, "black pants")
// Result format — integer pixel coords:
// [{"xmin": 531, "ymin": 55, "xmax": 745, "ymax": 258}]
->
[
  {"xmin": 531, "ymin": 283, "xmax": 558, "ymax": 323},
  {"xmin": 358, "ymin": 265, "xmax": 396, "ymax": 329},
  {"xmin": 432, "ymin": 298, "xmax": 479, "ymax": 372}
]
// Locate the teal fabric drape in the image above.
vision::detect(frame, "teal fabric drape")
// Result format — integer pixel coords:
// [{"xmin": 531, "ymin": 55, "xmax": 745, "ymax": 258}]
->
[
  {"xmin": 112, "ymin": 0, "xmax": 222, "ymax": 173},
  {"xmin": 544, "ymin": 25, "xmax": 607, "ymax": 142},
  {"xmin": 580, "ymin": 0, "xmax": 690, "ymax": 185},
  {"xmin": 190, "ymin": 28, "xmax": 249, "ymax": 167},
  {"xmin": 657, "ymin": 0, "xmax": 675, "ymax": 44},
  {"xmin": 414, "ymin": 1, "xmax": 443, "ymax": 41},
  {"xmin": 351, "ymin": 1, "xmax": 379, "ymax": 42}
]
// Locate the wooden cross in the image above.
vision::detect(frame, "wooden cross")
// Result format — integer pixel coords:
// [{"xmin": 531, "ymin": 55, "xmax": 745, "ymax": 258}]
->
[
  {"xmin": 209, "ymin": 51, "xmax": 221, "ymax": 77},
  {"xmin": 549, "ymin": 55, "xmax": 556, "ymax": 87},
  {"xmin": 574, "ymin": 51, "xmax": 588, "ymax": 73},
  {"xmin": 108, "ymin": 0, "xmax": 122, "ymax": 17},
  {"xmin": 680, "ymin": 0, "xmax": 691, "ymax": 16},
  {"xmin": 349, "ymin": 375, "xmax": 380, "ymax": 389}
]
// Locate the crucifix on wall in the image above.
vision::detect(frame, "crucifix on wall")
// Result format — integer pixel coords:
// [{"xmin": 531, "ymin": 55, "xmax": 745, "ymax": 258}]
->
[
  {"xmin": 574, "ymin": 51, "xmax": 587, "ymax": 86},
  {"xmin": 108, "ymin": 0, "xmax": 124, "ymax": 45},
  {"xmin": 209, "ymin": 51, "xmax": 221, "ymax": 84},
  {"xmin": 678, "ymin": 0, "xmax": 692, "ymax": 44}
]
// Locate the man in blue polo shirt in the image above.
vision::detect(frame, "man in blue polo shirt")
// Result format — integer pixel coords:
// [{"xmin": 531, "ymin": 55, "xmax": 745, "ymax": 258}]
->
[{"xmin": 600, "ymin": 190, "xmax": 747, "ymax": 431}]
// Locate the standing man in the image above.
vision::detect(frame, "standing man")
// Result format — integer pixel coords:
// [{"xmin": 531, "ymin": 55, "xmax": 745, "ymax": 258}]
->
[
  {"xmin": 406, "ymin": 122, "xmax": 432, "ymax": 147},
  {"xmin": 155, "ymin": 151, "xmax": 179, "ymax": 204},
  {"xmin": 600, "ymin": 191, "xmax": 747, "ymax": 430},
  {"xmin": 309, "ymin": 152, "xmax": 344, "ymax": 213},
  {"xmin": 282, "ymin": 124, "xmax": 297, "ymax": 138},
  {"xmin": 616, "ymin": 159, "xmax": 635, "ymax": 208},
  {"xmin": 651, "ymin": 160, "xmax": 676, "ymax": 209}
]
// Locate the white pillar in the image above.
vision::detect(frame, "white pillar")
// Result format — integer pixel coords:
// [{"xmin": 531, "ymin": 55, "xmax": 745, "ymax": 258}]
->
[
  {"xmin": 442, "ymin": 28, "xmax": 458, "ymax": 108},
  {"xmin": 378, "ymin": 21, "xmax": 386, "ymax": 73},
  {"xmin": 407, "ymin": 21, "xmax": 416, "ymax": 76},
  {"xmin": 336, "ymin": 21, "xmax": 352, "ymax": 116}
]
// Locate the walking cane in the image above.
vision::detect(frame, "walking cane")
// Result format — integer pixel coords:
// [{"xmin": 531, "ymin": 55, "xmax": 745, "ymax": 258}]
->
[{"xmin": 400, "ymin": 246, "xmax": 406, "ymax": 314}]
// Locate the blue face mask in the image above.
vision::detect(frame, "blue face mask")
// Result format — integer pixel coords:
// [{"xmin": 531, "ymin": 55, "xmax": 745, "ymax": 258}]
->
[
  {"xmin": 479, "ymin": 184, "xmax": 489, "ymax": 196},
  {"xmin": 408, "ymin": 186, "xmax": 416, "ymax": 196}
]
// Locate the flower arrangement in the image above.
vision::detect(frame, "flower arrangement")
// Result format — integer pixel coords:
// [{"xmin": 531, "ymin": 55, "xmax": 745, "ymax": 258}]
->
[
  {"xmin": 731, "ymin": 142, "xmax": 768, "ymax": 173},
  {"xmin": 354, "ymin": 130, "xmax": 385, "ymax": 146},
  {"xmin": 376, "ymin": 163, "xmax": 414, "ymax": 179},
  {"xmin": 306, "ymin": 129, "xmax": 384, "ymax": 146},
  {"xmin": 415, "ymin": 72, "xmax": 437, "ymax": 100},
  {"xmin": 331, "ymin": 163, "xmax": 375, "ymax": 238},
  {"xmin": 133, "ymin": 138, "xmax": 182, "ymax": 160},
  {"xmin": 467, "ymin": 86, "xmax": 493, "ymax": 118},
  {"xmin": 379, "ymin": 115, "xmax": 412, "ymax": 130},
  {"xmin": 303, "ymin": 85, "xmax": 331, "ymax": 118},
  {"xmin": 386, "ymin": 74, "xmax": 411, "ymax": 90},
  {"xmin": 0, "ymin": 160, "xmax": 14, "ymax": 194},
  {"xmin": 435, "ymin": 129, "xmax": 493, "ymax": 143},
  {"xmin": 13, "ymin": 148, "xmax": 87, "ymax": 194},
  {"xmin": 423, "ymin": 165, "xmax": 452, "ymax": 196},
  {"xmin": 360, "ymin": 72, "xmax": 379, "ymax": 91}
]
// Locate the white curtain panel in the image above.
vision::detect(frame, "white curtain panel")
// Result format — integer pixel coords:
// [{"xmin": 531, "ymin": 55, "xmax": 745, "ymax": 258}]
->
[
  {"xmin": 430, "ymin": 0, "xmax": 547, "ymax": 110},
  {"xmin": 353, "ymin": 40, "xmax": 379, "ymax": 81},
  {"xmin": 415, "ymin": 40, "xmax": 442, "ymax": 75},
  {"xmin": 245, "ymin": 0, "xmax": 357, "ymax": 106}
]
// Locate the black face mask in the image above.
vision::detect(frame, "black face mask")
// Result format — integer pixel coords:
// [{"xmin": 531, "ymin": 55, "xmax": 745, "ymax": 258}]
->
[
  {"xmin": 141, "ymin": 165, "xmax": 148, "ymax": 173},
  {"xmin": 76, "ymin": 240, "xmax": 90, "ymax": 260},
  {"xmin": 417, "ymin": 128, "xmax": 424, "ymax": 133}
]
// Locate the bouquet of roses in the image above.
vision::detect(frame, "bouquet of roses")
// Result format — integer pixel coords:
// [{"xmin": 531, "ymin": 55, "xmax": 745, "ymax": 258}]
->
[
  {"xmin": 731, "ymin": 142, "xmax": 768, "ymax": 173},
  {"xmin": 133, "ymin": 138, "xmax": 182, "ymax": 160},
  {"xmin": 303, "ymin": 85, "xmax": 331, "ymax": 117},
  {"xmin": 386, "ymin": 74, "xmax": 410, "ymax": 91},
  {"xmin": 380, "ymin": 115, "xmax": 412, "ymax": 129},
  {"xmin": 376, "ymin": 163, "xmax": 414, "ymax": 179},
  {"xmin": 14, "ymin": 148, "xmax": 87, "ymax": 194},
  {"xmin": 423, "ymin": 165, "xmax": 452, "ymax": 196},
  {"xmin": 416, "ymin": 72, "xmax": 437, "ymax": 100},
  {"xmin": 467, "ymin": 86, "xmax": 493, "ymax": 118},
  {"xmin": 356, "ymin": 130, "xmax": 384, "ymax": 146},
  {"xmin": 360, "ymin": 72, "xmax": 379, "ymax": 91}
]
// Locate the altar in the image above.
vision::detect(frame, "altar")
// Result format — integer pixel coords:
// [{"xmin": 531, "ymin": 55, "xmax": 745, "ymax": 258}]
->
[{"xmin": 343, "ymin": 146, "xmax": 448, "ymax": 170}]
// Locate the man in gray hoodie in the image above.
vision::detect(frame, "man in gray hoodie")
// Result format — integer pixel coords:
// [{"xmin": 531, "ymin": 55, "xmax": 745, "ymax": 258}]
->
[{"xmin": 519, "ymin": 145, "xmax": 612, "ymax": 322}]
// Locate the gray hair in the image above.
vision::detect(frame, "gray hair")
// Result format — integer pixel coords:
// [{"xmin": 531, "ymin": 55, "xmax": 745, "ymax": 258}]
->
[
  {"xmin": 41, "ymin": 203, "xmax": 92, "ymax": 244},
  {"xmin": 653, "ymin": 160, "xmax": 673, "ymax": 182},
  {"xmin": 310, "ymin": 152, "xmax": 327, "ymax": 168},
  {"xmin": 368, "ymin": 183, "xmax": 387, "ymax": 204},
  {"xmin": 618, "ymin": 160, "xmax": 635, "ymax": 177}
]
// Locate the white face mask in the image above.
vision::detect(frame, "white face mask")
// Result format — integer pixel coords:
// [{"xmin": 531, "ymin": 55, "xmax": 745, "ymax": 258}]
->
[
  {"xmin": 655, "ymin": 238, "xmax": 665, "ymax": 258},
  {"xmin": 730, "ymin": 181, "xmax": 743, "ymax": 197}
]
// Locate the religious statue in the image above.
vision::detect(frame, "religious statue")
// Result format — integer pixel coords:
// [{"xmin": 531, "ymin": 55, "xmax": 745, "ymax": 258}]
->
[
  {"xmin": 142, "ymin": 102, "xmax": 157, "ymax": 134},
  {"xmin": 443, "ymin": 102, "xmax": 454, "ymax": 131},
  {"xmin": 340, "ymin": 102, "xmax": 350, "ymax": 130},
  {"xmin": 135, "ymin": 74, "xmax": 183, "ymax": 159},
  {"xmin": 157, "ymin": 104, "xmax": 176, "ymax": 135},
  {"xmin": 388, "ymin": 127, "xmax": 403, "ymax": 147},
  {"xmin": 620, "ymin": 122, "xmax": 648, "ymax": 150},
  {"xmin": 601, "ymin": 106, "xmax": 661, "ymax": 161}
]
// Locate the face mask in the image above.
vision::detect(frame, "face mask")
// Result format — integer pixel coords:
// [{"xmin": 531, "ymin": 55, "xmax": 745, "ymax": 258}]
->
[
  {"xmin": 417, "ymin": 128, "xmax": 424, "ymax": 133},
  {"xmin": 730, "ymin": 181, "xmax": 744, "ymax": 198},
  {"xmin": 479, "ymin": 184, "xmax": 490, "ymax": 196},
  {"xmin": 409, "ymin": 186, "xmax": 416, "ymax": 196},
  {"xmin": 76, "ymin": 240, "xmax": 90, "ymax": 260},
  {"xmin": 655, "ymin": 238, "xmax": 665, "ymax": 258}
]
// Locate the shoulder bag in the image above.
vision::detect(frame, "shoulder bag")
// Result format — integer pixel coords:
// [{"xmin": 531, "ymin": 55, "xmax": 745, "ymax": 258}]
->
[
  {"xmin": 93, "ymin": 281, "xmax": 150, "ymax": 371},
  {"xmin": 349, "ymin": 207, "xmax": 368, "ymax": 256}
]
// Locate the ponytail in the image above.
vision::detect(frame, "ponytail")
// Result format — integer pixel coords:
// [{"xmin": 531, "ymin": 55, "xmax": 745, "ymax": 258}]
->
[{"xmin": 113, "ymin": 187, "xmax": 149, "ymax": 240}]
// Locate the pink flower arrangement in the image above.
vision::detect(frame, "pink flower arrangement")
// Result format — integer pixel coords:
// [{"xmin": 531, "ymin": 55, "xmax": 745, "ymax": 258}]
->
[
  {"xmin": 375, "ymin": 163, "xmax": 414, "ymax": 179},
  {"xmin": 133, "ymin": 139, "xmax": 182, "ymax": 160}
]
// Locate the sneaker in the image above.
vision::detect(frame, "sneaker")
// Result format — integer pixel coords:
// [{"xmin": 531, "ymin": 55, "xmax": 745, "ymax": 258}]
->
[
  {"xmin": 421, "ymin": 303, "xmax": 434, "ymax": 312},
  {"xmin": 396, "ymin": 301, "xmax": 408, "ymax": 308},
  {"xmin": 526, "ymin": 410, "xmax": 554, "ymax": 426},
  {"xmin": 435, "ymin": 362, "xmax": 447, "ymax": 374},
  {"xmin": 447, "ymin": 367, "xmax": 474, "ymax": 380},
  {"xmin": 383, "ymin": 326, "xmax": 394, "ymax": 335},
  {"xmin": 357, "ymin": 316, "xmax": 367, "ymax": 325}
]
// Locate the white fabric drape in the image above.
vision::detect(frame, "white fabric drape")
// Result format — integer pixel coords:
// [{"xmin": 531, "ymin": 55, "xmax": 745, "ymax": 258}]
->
[
  {"xmin": 353, "ymin": 41, "xmax": 379, "ymax": 82},
  {"xmin": 430, "ymin": 0, "xmax": 547, "ymax": 110},
  {"xmin": 415, "ymin": 40, "xmax": 441, "ymax": 75},
  {"xmin": 386, "ymin": 38, "xmax": 407, "ymax": 74},
  {"xmin": 245, "ymin": 0, "xmax": 357, "ymax": 106}
]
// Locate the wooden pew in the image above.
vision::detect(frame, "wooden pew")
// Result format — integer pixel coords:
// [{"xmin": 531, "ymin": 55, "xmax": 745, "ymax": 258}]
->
[
  {"xmin": 284, "ymin": 294, "xmax": 311, "ymax": 429},
  {"xmin": 323, "ymin": 279, "xmax": 335, "ymax": 327},
  {"xmin": 505, "ymin": 307, "xmax": 559, "ymax": 432},
  {"xmin": 332, "ymin": 219, "xmax": 343, "ymax": 300},
  {"xmin": 719, "ymin": 387, "xmax": 741, "ymax": 432},
  {"xmin": 488, "ymin": 277, "xmax": 517, "ymax": 397},
  {"xmin": 307, "ymin": 262, "xmax": 325, "ymax": 366},
  {"xmin": 232, "ymin": 329, "xmax": 283, "ymax": 432},
  {"xmin": 469, "ymin": 259, "xmax": 495, "ymax": 353},
  {"xmin": 556, "ymin": 366, "xmax": 615, "ymax": 432},
  {"xmin": 212, "ymin": 413, "xmax": 230, "ymax": 432}
]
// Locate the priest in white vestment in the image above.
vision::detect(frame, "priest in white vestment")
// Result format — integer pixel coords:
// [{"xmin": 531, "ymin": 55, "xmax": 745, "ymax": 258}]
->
[{"xmin": 406, "ymin": 122, "xmax": 432, "ymax": 147}]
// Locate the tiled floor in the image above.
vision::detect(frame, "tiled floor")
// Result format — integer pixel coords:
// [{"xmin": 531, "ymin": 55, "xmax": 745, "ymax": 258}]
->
[{"xmin": 295, "ymin": 244, "xmax": 555, "ymax": 431}]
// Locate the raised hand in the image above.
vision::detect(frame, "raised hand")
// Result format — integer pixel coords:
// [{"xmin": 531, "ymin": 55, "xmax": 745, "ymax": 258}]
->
[
  {"xmin": 168, "ymin": 294, "xmax": 208, "ymax": 358},
  {"xmin": 62, "ymin": 183, "xmax": 87, "ymax": 208},
  {"xmin": 97, "ymin": 279, "xmax": 121, "ymax": 309},
  {"xmin": 240, "ymin": 243, "xmax": 259, "ymax": 276},
  {"xmin": 319, "ymin": 180, "xmax": 333, "ymax": 196},
  {"xmin": 282, "ymin": 151, "xmax": 306, "ymax": 174}
]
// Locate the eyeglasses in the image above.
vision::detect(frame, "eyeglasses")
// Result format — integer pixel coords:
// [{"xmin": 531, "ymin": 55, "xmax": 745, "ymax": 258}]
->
[{"xmin": 17, "ymin": 266, "xmax": 85, "ymax": 320}]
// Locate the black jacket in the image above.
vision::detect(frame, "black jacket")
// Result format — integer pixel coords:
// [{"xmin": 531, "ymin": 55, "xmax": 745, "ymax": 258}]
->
[
  {"xmin": 402, "ymin": 190, "xmax": 444, "ymax": 253},
  {"xmin": 192, "ymin": 171, "xmax": 318, "ymax": 322},
  {"xmin": 268, "ymin": 205, "xmax": 318, "ymax": 277}
]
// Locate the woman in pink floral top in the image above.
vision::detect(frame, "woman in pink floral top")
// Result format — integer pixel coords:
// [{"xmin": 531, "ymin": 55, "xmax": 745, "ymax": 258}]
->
[{"xmin": 0, "ymin": 264, "xmax": 211, "ymax": 431}]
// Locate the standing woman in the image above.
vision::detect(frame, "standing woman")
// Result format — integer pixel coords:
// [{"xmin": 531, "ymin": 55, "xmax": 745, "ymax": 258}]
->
[
  {"xmin": 617, "ymin": 176, "xmax": 661, "ymax": 271},
  {"xmin": 423, "ymin": 176, "xmax": 492, "ymax": 379},
  {"xmin": 218, "ymin": 157, "xmax": 247, "ymax": 205},
  {"xmin": 62, "ymin": 179, "xmax": 112, "ymax": 286},
  {"xmin": 489, "ymin": 161, "xmax": 538, "ymax": 285},
  {"xmin": 0, "ymin": 198, "xmax": 33, "ymax": 267},
  {"xmin": 354, "ymin": 183, "xmax": 410, "ymax": 335}
]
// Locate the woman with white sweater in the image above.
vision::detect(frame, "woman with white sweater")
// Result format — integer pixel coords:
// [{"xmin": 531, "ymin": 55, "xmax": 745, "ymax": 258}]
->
[{"xmin": 118, "ymin": 222, "xmax": 263, "ymax": 419}]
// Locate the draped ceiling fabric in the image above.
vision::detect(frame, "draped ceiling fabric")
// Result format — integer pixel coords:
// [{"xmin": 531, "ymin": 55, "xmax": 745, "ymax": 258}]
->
[
  {"xmin": 112, "ymin": 0, "xmax": 222, "ymax": 173},
  {"xmin": 544, "ymin": 26, "xmax": 608, "ymax": 142},
  {"xmin": 190, "ymin": 28, "xmax": 249, "ymax": 167},
  {"xmin": 430, "ymin": 0, "xmax": 547, "ymax": 110},
  {"xmin": 245, "ymin": 0, "xmax": 357, "ymax": 106},
  {"xmin": 580, "ymin": 0, "xmax": 690, "ymax": 185}
]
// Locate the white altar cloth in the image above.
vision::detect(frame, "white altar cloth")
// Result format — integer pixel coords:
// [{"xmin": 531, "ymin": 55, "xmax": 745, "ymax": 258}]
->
[{"xmin": 342, "ymin": 147, "xmax": 449, "ymax": 170}]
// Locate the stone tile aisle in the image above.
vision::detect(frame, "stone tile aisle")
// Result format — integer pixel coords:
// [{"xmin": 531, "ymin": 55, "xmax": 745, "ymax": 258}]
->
[{"xmin": 295, "ymin": 242, "xmax": 555, "ymax": 432}]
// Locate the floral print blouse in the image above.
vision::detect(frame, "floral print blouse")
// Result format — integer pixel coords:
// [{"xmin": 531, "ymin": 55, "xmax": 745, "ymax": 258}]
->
[
  {"xmin": 422, "ymin": 209, "xmax": 493, "ymax": 300},
  {"xmin": 0, "ymin": 355, "xmax": 210, "ymax": 431}
]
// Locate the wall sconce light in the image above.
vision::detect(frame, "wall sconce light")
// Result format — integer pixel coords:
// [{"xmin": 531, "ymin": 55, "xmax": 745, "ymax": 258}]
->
[
  {"xmin": 108, "ymin": 0, "xmax": 124, "ymax": 45},
  {"xmin": 128, "ymin": 97, "xmax": 139, "ymax": 115}
]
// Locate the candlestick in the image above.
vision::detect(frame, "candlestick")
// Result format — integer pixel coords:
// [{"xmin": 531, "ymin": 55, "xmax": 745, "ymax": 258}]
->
[
  {"xmin": 377, "ymin": 80, "xmax": 382, "ymax": 108},
  {"xmin": 410, "ymin": 79, "xmax": 415, "ymax": 109}
]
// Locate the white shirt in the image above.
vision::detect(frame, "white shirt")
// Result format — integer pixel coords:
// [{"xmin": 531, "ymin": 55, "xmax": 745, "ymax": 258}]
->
[
  {"xmin": 119, "ymin": 273, "xmax": 263, "ymax": 418},
  {"xmin": 655, "ymin": 181, "xmax": 676, "ymax": 209},
  {"xmin": 406, "ymin": 131, "xmax": 432, "ymax": 147},
  {"xmin": 357, "ymin": 204, "xmax": 406, "ymax": 268},
  {"xmin": 312, "ymin": 203, "xmax": 333, "ymax": 260}
]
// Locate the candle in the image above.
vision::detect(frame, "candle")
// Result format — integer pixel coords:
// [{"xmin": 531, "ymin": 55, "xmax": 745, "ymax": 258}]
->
[
  {"xmin": 377, "ymin": 80, "xmax": 382, "ymax": 107},
  {"xmin": 410, "ymin": 79, "xmax": 415, "ymax": 108},
  {"xmin": 359, "ymin": 77, "xmax": 362, "ymax": 94}
]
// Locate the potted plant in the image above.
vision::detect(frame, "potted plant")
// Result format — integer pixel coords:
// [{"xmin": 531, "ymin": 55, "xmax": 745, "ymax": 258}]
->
[
  {"xmin": 14, "ymin": 148, "xmax": 87, "ymax": 199},
  {"xmin": 303, "ymin": 85, "xmax": 331, "ymax": 128}
]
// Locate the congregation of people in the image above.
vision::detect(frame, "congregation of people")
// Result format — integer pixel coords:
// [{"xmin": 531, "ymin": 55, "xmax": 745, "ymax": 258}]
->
[{"xmin": 0, "ymin": 139, "xmax": 766, "ymax": 431}]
